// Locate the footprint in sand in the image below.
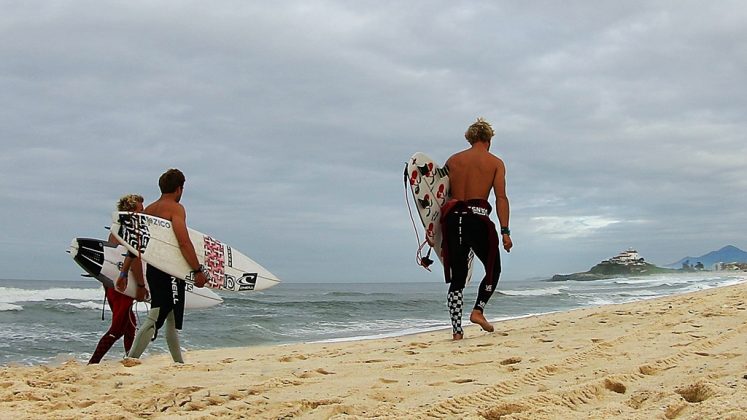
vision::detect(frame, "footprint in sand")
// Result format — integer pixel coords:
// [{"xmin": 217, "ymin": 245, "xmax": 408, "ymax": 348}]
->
[
  {"xmin": 676, "ymin": 382, "xmax": 716, "ymax": 403},
  {"xmin": 499, "ymin": 357, "xmax": 522, "ymax": 365},
  {"xmin": 75, "ymin": 400, "xmax": 97, "ymax": 409},
  {"xmin": 379, "ymin": 378, "xmax": 398, "ymax": 384},
  {"xmin": 279, "ymin": 354, "xmax": 308, "ymax": 362},
  {"xmin": 603, "ymin": 378, "xmax": 626, "ymax": 394},
  {"xmin": 297, "ymin": 368, "xmax": 336, "ymax": 378},
  {"xmin": 370, "ymin": 390, "xmax": 403, "ymax": 403},
  {"xmin": 451, "ymin": 378, "xmax": 475, "ymax": 384},
  {"xmin": 26, "ymin": 380, "xmax": 53, "ymax": 389},
  {"xmin": 111, "ymin": 371, "xmax": 133, "ymax": 377},
  {"xmin": 392, "ymin": 363, "xmax": 415, "ymax": 369}
]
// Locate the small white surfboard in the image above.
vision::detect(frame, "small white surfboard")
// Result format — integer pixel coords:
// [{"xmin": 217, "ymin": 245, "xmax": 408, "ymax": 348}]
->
[
  {"xmin": 69, "ymin": 238, "xmax": 223, "ymax": 309},
  {"xmin": 406, "ymin": 152, "xmax": 473, "ymax": 283},
  {"xmin": 110, "ymin": 212, "xmax": 281, "ymax": 292}
]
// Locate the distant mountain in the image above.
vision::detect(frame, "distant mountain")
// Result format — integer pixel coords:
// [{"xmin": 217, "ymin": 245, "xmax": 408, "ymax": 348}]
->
[{"xmin": 665, "ymin": 245, "xmax": 747, "ymax": 269}]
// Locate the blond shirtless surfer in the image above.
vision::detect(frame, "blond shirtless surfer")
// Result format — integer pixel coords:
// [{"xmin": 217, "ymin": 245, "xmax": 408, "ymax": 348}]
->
[
  {"xmin": 127, "ymin": 168, "xmax": 208, "ymax": 362},
  {"xmin": 442, "ymin": 118, "xmax": 513, "ymax": 340}
]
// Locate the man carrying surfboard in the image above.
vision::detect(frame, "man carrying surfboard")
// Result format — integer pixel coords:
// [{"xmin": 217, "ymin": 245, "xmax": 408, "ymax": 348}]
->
[
  {"xmin": 442, "ymin": 118, "xmax": 513, "ymax": 340},
  {"xmin": 127, "ymin": 168, "xmax": 208, "ymax": 363}
]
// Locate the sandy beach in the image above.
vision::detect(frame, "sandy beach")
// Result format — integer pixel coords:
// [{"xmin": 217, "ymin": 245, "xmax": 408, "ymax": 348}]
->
[{"xmin": 1, "ymin": 282, "xmax": 746, "ymax": 420}]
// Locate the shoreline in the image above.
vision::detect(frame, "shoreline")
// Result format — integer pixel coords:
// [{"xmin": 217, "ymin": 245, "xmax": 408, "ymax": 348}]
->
[{"xmin": 2, "ymin": 282, "xmax": 747, "ymax": 419}]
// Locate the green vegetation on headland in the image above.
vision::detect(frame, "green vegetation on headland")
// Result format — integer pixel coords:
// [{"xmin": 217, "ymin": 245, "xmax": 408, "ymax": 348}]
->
[
  {"xmin": 548, "ymin": 261, "xmax": 679, "ymax": 282},
  {"xmin": 548, "ymin": 246, "xmax": 747, "ymax": 282},
  {"xmin": 549, "ymin": 248, "xmax": 686, "ymax": 282}
]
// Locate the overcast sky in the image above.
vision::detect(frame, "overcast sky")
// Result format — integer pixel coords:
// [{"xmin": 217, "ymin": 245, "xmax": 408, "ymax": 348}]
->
[{"xmin": 1, "ymin": 1, "xmax": 745, "ymax": 284}]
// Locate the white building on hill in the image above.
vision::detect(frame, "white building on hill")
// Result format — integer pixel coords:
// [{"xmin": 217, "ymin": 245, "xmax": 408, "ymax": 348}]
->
[{"xmin": 604, "ymin": 248, "xmax": 645, "ymax": 266}]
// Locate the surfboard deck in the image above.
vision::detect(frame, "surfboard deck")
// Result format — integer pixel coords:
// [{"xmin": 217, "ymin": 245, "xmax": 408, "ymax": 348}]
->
[
  {"xmin": 406, "ymin": 152, "xmax": 473, "ymax": 283},
  {"xmin": 69, "ymin": 238, "xmax": 223, "ymax": 309},
  {"xmin": 110, "ymin": 212, "xmax": 280, "ymax": 292}
]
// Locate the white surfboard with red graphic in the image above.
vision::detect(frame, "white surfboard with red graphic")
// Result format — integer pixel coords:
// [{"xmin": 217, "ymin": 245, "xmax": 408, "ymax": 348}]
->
[
  {"xmin": 109, "ymin": 212, "xmax": 280, "ymax": 292},
  {"xmin": 406, "ymin": 152, "xmax": 473, "ymax": 282},
  {"xmin": 68, "ymin": 238, "xmax": 223, "ymax": 309}
]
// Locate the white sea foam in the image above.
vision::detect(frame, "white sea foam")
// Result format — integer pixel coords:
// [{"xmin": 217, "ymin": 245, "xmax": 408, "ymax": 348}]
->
[
  {"xmin": 314, "ymin": 313, "xmax": 544, "ymax": 343},
  {"xmin": 583, "ymin": 297, "xmax": 618, "ymax": 306},
  {"xmin": 617, "ymin": 289, "xmax": 661, "ymax": 297},
  {"xmin": 500, "ymin": 286, "xmax": 566, "ymax": 297},
  {"xmin": 0, "ymin": 287, "xmax": 103, "ymax": 305},
  {"xmin": 0, "ymin": 303, "xmax": 23, "ymax": 312},
  {"xmin": 718, "ymin": 277, "xmax": 747, "ymax": 287},
  {"xmin": 66, "ymin": 301, "xmax": 109, "ymax": 311},
  {"xmin": 292, "ymin": 318, "xmax": 445, "ymax": 337},
  {"xmin": 613, "ymin": 273, "xmax": 741, "ymax": 287},
  {"xmin": 65, "ymin": 300, "xmax": 152, "ymax": 312}
]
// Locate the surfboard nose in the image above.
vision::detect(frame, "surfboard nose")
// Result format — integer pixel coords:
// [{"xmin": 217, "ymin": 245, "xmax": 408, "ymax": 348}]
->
[{"xmin": 67, "ymin": 238, "xmax": 79, "ymax": 256}]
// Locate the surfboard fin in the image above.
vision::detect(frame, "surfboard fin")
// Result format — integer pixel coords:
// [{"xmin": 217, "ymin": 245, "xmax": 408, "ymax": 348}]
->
[
  {"xmin": 420, "ymin": 255, "xmax": 433, "ymax": 269},
  {"xmin": 416, "ymin": 245, "xmax": 434, "ymax": 271}
]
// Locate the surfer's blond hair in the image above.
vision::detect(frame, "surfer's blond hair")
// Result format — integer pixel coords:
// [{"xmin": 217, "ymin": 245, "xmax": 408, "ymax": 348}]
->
[
  {"xmin": 465, "ymin": 117, "xmax": 495, "ymax": 144},
  {"xmin": 117, "ymin": 194, "xmax": 144, "ymax": 211}
]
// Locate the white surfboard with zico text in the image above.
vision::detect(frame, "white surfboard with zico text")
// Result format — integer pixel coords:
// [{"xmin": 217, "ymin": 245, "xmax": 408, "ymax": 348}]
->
[
  {"xmin": 69, "ymin": 237, "xmax": 223, "ymax": 309},
  {"xmin": 110, "ymin": 212, "xmax": 281, "ymax": 292}
]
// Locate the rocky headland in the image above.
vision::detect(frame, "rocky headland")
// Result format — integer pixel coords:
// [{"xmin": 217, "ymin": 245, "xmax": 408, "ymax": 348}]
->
[{"xmin": 549, "ymin": 248, "xmax": 679, "ymax": 282}]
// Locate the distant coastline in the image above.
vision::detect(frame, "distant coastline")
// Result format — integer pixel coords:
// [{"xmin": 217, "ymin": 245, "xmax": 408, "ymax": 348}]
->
[
  {"xmin": 548, "ymin": 247, "xmax": 747, "ymax": 282},
  {"xmin": 548, "ymin": 263, "xmax": 679, "ymax": 282}
]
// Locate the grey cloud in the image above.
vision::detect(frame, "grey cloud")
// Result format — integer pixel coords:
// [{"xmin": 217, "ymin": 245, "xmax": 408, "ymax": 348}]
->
[{"xmin": 1, "ymin": 1, "xmax": 746, "ymax": 282}]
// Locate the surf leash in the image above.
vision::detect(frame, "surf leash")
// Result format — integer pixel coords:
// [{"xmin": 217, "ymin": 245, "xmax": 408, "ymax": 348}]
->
[
  {"xmin": 403, "ymin": 164, "xmax": 434, "ymax": 271},
  {"xmin": 100, "ymin": 289, "xmax": 107, "ymax": 321}
]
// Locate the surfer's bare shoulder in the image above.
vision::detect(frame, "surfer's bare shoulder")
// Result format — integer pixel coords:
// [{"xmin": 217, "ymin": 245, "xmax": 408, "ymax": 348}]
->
[{"xmin": 144, "ymin": 200, "xmax": 185, "ymax": 222}]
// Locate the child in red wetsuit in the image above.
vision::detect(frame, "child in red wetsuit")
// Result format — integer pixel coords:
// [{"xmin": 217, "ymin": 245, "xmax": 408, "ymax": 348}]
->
[{"xmin": 88, "ymin": 194, "xmax": 148, "ymax": 364}]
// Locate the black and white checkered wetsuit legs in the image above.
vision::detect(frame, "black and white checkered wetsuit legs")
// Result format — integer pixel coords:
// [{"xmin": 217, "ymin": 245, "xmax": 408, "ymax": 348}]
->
[{"xmin": 442, "ymin": 200, "xmax": 502, "ymax": 335}]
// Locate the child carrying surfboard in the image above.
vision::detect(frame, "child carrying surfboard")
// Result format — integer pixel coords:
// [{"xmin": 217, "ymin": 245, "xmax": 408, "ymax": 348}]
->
[{"xmin": 88, "ymin": 194, "xmax": 146, "ymax": 364}]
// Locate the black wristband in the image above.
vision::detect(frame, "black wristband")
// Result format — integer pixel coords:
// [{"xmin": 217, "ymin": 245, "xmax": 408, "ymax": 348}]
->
[
  {"xmin": 500, "ymin": 227, "xmax": 511, "ymax": 236},
  {"xmin": 191, "ymin": 264, "xmax": 204, "ymax": 275}
]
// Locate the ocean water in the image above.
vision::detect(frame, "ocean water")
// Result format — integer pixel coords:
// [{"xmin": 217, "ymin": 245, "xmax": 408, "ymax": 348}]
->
[{"xmin": 1, "ymin": 272, "xmax": 745, "ymax": 366}]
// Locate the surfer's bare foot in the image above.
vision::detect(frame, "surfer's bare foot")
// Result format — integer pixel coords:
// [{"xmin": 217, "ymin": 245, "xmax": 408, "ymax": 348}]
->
[
  {"xmin": 453, "ymin": 333, "xmax": 463, "ymax": 341},
  {"xmin": 470, "ymin": 310, "xmax": 494, "ymax": 332},
  {"xmin": 121, "ymin": 358, "xmax": 141, "ymax": 367}
]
